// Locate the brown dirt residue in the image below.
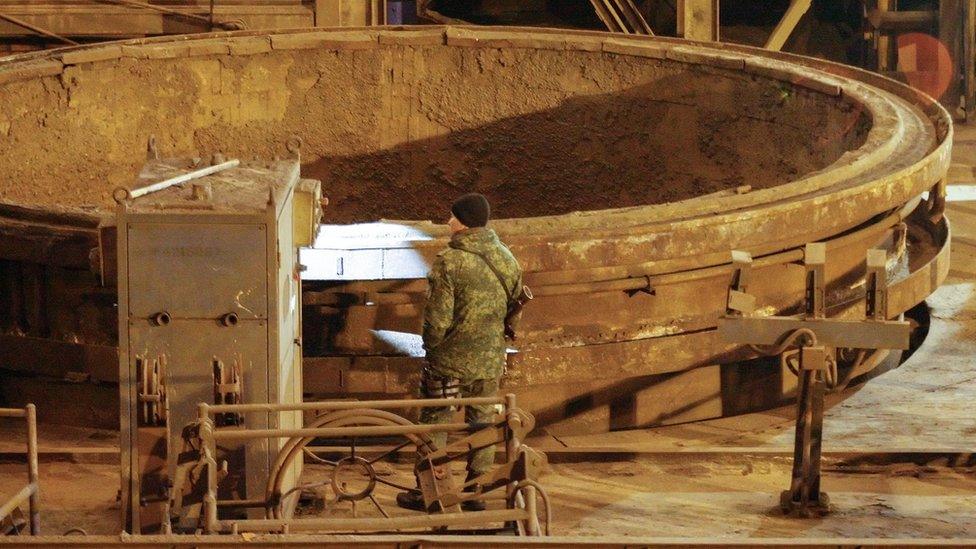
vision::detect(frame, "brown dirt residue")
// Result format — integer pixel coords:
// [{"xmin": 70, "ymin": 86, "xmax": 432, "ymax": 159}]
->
[{"xmin": 0, "ymin": 44, "xmax": 868, "ymax": 222}]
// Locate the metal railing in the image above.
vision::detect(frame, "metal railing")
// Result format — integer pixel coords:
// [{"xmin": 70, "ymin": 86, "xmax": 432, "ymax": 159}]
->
[
  {"xmin": 0, "ymin": 404, "xmax": 39, "ymax": 535},
  {"xmin": 193, "ymin": 394, "xmax": 542, "ymax": 535}
]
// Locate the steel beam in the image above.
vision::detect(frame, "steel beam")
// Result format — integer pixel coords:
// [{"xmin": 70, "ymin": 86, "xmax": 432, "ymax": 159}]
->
[
  {"xmin": 765, "ymin": 0, "xmax": 813, "ymax": 51},
  {"xmin": 678, "ymin": 0, "xmax": 719, "ymax": 41},
  {"xmin": 717, "ymin": 317, "xmax": 911, "ymax": 349}
]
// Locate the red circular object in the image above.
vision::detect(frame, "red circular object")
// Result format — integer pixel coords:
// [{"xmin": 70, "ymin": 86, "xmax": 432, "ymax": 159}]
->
[{"xmin": 896, "ymin": 32, "xmax": 954, "ymax": 100}]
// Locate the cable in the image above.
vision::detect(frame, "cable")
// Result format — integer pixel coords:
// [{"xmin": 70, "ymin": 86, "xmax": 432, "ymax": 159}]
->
[
  {"xmin": 508, "ymin": 480, "xmax": 552, "ymax": 536},
  {"xmin": 749, "ymin": 327, "xmax": 818, "ymax": 357},
  {"xmin": 303, "ymin": 447, "xmax": 336, "ymax": 466}
]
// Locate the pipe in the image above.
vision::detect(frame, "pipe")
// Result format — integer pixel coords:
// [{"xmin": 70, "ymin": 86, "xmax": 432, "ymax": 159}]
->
[
  {"xmin": 25, "ymin": 404, "xmax": 39, "ymax": 535},
  {"xmin": 205, "ymin": 395, "xmax": 505, "ymax": 414},
  {"xmin": 212, "ymin": 422, "xmax": 476, "ymax": 442},
  {"xmin": 0, "ymin": 483, "xmax": 36, "ymax": 525},
  {"xmin": 215, "ymin": 508, "xmax": 528, "ymax": 533},
  {"xmin": 510, "ymin": 479, "xmax": 552, "ymax": 536},
  {"xmin": 871, "ymin": 10, "xmax": 939, "ymax": 32},
  {"xmin": 119, "ymin": 159, "xmax": 239, "ymax": 202}
]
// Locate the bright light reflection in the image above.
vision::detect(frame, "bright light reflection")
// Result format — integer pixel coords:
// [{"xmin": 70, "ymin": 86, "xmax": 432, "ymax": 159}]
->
[
  {"xmin": 371, "ymin": 329, "xmax": 425, "ymax": 357},
  {"xmin": 300, "ymin": 222, "xmax": 434, "ymax": 281},
  {"xmin": 947, "ymin": 185, "xmax": 976, "ymax": 202},
  {"xmin": 923, "ymin": 185, "xmax": 976, "ymax": 203}
]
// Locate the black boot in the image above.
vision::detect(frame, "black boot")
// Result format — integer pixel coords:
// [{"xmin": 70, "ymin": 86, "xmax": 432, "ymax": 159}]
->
[
  {"xmin": 395, "ymin": 489, "xmax": 426, "ymax": 511},
  {"xmin": 460, "ymin": 471, "xmax": 487, "ymax": 512}
]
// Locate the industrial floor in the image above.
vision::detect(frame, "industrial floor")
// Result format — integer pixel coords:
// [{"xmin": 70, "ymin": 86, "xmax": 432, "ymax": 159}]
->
[{"xmin": 1, "ymin": 128, "xmax": 976, "ymax": 542}]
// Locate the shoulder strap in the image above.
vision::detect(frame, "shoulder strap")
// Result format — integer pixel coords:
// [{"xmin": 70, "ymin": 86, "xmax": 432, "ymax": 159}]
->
[{"xmin": 452, "ymin": 246, "xmax": 516, "ymax": 302}]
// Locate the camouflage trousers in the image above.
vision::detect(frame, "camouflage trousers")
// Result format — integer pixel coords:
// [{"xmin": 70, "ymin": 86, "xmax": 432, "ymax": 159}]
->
[{"xmin": 419, "ymin": 376, "xmax": 500, "ymax": 475}]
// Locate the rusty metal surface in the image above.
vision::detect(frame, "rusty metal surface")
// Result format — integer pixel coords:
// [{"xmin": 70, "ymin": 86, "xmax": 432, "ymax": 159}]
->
[
  {"xmin": 1, "ymin": 534, "xmax": 973, "ymax": 547},
  {"xmin": 0, "ymin": 26, "xmax": 953, "ymax": 433},
  {"xmin": 184, "ymin": 395, "xmax": 547, "ymax": 536},
  {"xmin": 0, "ymin": 405, "xmax": 40, "ymax": 536}
]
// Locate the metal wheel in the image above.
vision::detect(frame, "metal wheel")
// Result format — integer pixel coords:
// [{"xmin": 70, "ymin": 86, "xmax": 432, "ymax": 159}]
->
[{"xmin": 265, "ymin": 409, "xmax": 438, "ymax": 522}]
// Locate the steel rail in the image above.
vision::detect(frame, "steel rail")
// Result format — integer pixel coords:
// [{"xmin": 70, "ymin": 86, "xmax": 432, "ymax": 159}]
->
[
  {"xmin": 0, "ymin": 482, "xmax": 36, "ymax": 525},
  {"xmin": 306, "ymin": 196, "xmax": 922, "ymax": 297},
  {"xmin": 0, "ymin": 405, "xmax": 40, "ymax": 535},
  {"xmin": 214, "ymin": 509, "xmax": 530, "ymax": 534},
  {"xmin": 205, "ymin": 395, "xmax": 505, "ymax": 415},
  {"xmin": 2, "ymin": 534, "xmax": 975, "ymax": 546},
  {"xmin": 92, "ymin": 0, "xmax": 241, "ymax": 31},
  {"xmin": 0, "ymin": 13, "xmax": 78, "ymax": 45},
  {"xmin": 211, "ymin": 422, "xmax": 478, "ymax": 442}
]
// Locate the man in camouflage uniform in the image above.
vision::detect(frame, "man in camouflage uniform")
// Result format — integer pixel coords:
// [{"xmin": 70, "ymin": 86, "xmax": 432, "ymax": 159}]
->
[{"xmin": 397, "ymin": 193, "xmax": 522, "ymax": 512}]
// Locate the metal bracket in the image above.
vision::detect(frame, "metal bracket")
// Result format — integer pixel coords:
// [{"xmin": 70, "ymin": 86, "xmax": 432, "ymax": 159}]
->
[
  {"xmin": 624, "ymin": 275, "xmax": 655, "ymax": 297},
  {"xmin": 415, "ymin": 408, "xmax": 540, "ymax": 514},
  {"xmin": 212, "ymin": 356, "xmax": 244, "ymax": 426},
  {"xmin": 926, "ymin": 181, "xmax": 947, "ymax": 223},
  {"xmin": 136, "ymin": 354, "xmax": 167, "ymax": 426},
  {"xmin": 726, "ymin": 250, "xmax": 755, "ymax": 314},
  {"xmin": 866, "ymin": 248, "xmax": 888, "ymax": 321},
  {"xmin": 719, "ymin": 242, "xmax": 911, "ymax": 518},
  {"xmin": 804, "ymin": 243, "xmax": 826, "ymax": 320}
]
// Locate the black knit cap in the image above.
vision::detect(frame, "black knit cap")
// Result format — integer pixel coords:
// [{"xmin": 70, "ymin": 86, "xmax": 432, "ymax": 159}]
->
[{"xmin": 451, "ymin": 193, "xmax": 490, "ymax": 228}]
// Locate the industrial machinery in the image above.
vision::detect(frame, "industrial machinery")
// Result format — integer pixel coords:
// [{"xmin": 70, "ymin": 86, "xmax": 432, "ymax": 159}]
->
[
  {"xmin": 719, "ymin": 243, "xmax": 911, "ymax": 517},
  {"xmin": 112, "ymin": 146, "xmax": 550, "ymax": 536},
  {"xmin": 115, "ymin": 149, "xmax": 321, "ymax": 533},
  {"xmin": 183, "ymin": 395, "xmax": 549, "ymax": 535},
  {"xmin": 0, "ymin": 26, "xmax": 951, "ymax": 436}
]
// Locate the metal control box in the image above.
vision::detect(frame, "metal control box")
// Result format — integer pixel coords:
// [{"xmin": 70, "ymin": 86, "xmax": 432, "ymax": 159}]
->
[{"xmin": 116, "ymin": 157, "xmax": 320, "ymax": 533}]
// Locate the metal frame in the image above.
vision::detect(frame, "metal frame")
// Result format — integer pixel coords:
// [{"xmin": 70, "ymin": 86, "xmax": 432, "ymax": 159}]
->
[
  {"xmin": 0, "ymin": 405, "xmax": 39, "ymax": 536},
  {"xmin": 191, "ymin": 394, "xmax": 547, "ymax": 536},
  {"xmin": 764, "ymin": 0, "xmax": 813, "ymax": 51},
  {"xmin": 720, "ymin": 244, "xmax": 911, "ymax": 517}
]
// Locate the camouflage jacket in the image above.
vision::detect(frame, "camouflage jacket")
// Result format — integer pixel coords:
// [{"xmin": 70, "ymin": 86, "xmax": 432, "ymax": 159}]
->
[{"xmin": 423, "ymin": 227, "xmax": 522, "ymax": 381}]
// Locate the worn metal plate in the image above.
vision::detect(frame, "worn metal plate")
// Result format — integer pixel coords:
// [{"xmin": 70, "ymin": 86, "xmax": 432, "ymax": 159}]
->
[
  {"xmin": 126, "ymin": 223, "xmax": 268, "ymax": 319},
  {"xmin": 127, "ymin": 320, "xmax": 271, "ymax": 499}
]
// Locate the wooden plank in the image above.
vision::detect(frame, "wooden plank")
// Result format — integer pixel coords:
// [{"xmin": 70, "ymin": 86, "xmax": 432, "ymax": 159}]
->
[
  {"xmin": 765, "ymin": 0, "xmax": 813, "ymax": 51},
  {"xmin": 589, "ymin": 0, "xmax": 626, "ymax": 33},
  {"xmin": 678, "ymin": 0, "xmax": 718, "ymax": 41},
  {"xmin": 717, "ymin": 316, "xmax": 911, "ymax": 350},
  {"xmin": 610, "ymin": 0, "xmax": 653, "ymax": 35},
  {"xmin": 0, "ymin": 535, "xmax": 971, "ymax": 547}
]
